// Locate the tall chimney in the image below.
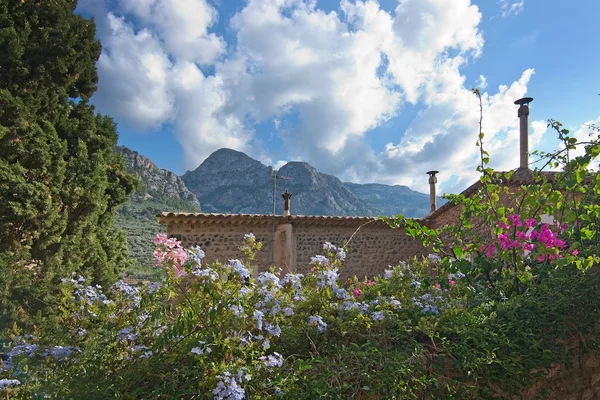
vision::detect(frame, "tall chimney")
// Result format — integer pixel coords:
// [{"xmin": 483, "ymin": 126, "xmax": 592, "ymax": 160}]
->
[
  {"xmin": 514, "ymin": 97, "xmax": 534, "ymax": 169},
  {"xmin": 282, "ymin": 190, "xmax": 292, "ymax": 217},
  {"xmin": 426, "ymin": 171, "xmax": 439, "ymax": 213}
]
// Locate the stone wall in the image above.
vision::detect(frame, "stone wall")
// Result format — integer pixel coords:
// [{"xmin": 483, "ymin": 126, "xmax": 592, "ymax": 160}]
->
[
  {"xmin": 162, "ymin": 217, "xmax": 275, "ymax": 275},
  {"xmin": 293, "ymin": 222, "xmax": 427, "ymax": 279},
  {"xmin": 159, "ymin": 213, "xmax": 426, "ymax": 279}
]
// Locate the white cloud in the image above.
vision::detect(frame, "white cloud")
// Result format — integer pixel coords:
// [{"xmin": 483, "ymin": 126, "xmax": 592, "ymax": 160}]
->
[
  {"xmin": 565, "ymin": 117, "xmax": 600, "ymax": 164},
  {"xmin": 499, "ymin": 0, "xmax": 525, "ymax": 18},
  {"xmin": 477, "ymin": 75, "xmax": 488, "ymax": 89},
  {"xmin": 79, "ymin": 0, "xmax": 550, "ymax": 193}
]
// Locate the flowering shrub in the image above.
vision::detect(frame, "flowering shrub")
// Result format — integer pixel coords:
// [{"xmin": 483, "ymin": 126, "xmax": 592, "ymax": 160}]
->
[{"xmin": 2, "ymin": 232, "xmax": 599, "ymax": 399}]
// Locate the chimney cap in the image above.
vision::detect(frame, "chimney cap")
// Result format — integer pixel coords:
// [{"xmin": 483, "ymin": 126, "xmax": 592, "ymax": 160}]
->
[
  {"xmin": 426, "ymin": 170, "xmax": 439, "ymax": 175},
  {"xmin": 514, "ymin": 97, "xmax": 534, "ymax": 106}
]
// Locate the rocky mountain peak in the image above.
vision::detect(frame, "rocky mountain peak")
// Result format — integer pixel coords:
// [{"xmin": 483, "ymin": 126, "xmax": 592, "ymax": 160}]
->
[{"xmin": 115, "ymin": 145, "xmax": 201, "ymax": 209}]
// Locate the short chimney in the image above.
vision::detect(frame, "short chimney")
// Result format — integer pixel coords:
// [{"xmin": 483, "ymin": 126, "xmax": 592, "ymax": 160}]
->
[
  {"xmin": 282, "ymin": 189, "xmax": 292, "ymax": 217},
  {"xmin": 514, "ymin": 97, "xmax": 534, "ymax": 169},
  {"xmin": 426, "ymin": 171, "xmax": 439, "ymax": 213}
]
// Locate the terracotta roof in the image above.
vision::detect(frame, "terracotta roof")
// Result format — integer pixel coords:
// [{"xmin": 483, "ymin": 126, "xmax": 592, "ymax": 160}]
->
[
  {"xmin": 158, "ymin": 212, "xmax": 401, "ymax": 227},
  {"xmin": 423, "ymin": 169, "xmax": 562, "ymax": 220}
]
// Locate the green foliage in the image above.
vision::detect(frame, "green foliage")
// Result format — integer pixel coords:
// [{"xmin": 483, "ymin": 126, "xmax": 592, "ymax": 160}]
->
[
  {"xmin": 0, "ymin": 1, "xmax": 137, "ymax": 328},
  {"xmin": 2, "ymin": 235, "xmax": 599, "ymax": 399}
]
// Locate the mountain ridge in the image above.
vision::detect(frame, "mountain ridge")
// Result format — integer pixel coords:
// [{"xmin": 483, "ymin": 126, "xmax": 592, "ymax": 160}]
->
[{"xmin": 116, "ymin": 145, "xmax": 446, "ymax": 273}]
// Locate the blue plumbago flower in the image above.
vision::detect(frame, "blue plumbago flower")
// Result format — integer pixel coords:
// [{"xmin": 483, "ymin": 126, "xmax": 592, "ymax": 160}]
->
[
  {"xmin": 259, "ymin": 352, "xmax": 284, "ymax": 370},
  {"xmin": 131, "ymin": 345, "xmax": 149, "ymax": 353},
  {"xmin": 253, "ymin": 310, "xmax": 265, "ymax": 330},
  {"xmin": 265, "ymin": 323, "xmax": 281, "ymax": 337},
  {"xmin": 137, "ymin": 312, "xmax": 150, "ymax": 327},
  {"xmin": 323, "ymin": 242, "xmax": 337, "ymax": 251},
  {"xmin": 413, "ymin": 294, "xmax": 440, "ymax": 315},
  {"xmin": 239, "ymin": 287, "xmax": 252, "ymax": 296},
  {"xmin": 310, "ymin": 255, "xmax": 329, "ymax": 266},
  {"xmin": 8, "ymin": 343, "xmax": 38, "ymax": 358},
  {"xmin": 359, "ymin": 303, "xmax": 370, "ymax": 314},
  {"xmin": 154, "ymin": 325, "xmax": 167, "ymax": 337},
  {"xmin": 337, "ymin": 248, "xmax": 346, "ymax": 260},
  {"xmin": 213, "ymin": 371, "xmax": 246, "ymax": 400},
  {"xmin": 388, "ymin": 299, "xmax": 402, "ymax": 309},
  {"xmin": 147, "ymin": 282, "xmax": 162, "ymax": 294},
  {"xmin": 370, "ymin": 311, "xmax": 385, "ymax": 321},
  {"xmin": 244, "ymin": 233, "xmax": 255, "ymax": 240},
  {"xmin": 257, "ymin": 272, "xmax": 280, "ymax": 288},
  {"xmin": 43, "ymin": 346, "xmax": 80, "ymax": 360},
  {"xmin": 191, "ymin": 342, "xmax": 212, "ymax": 355},
  {"xmin": 112, "ymin": 280, "xmax": 139, "ymax": 297},
  {"xmin": 255, "ymin": 335, "xmax": 270, "ymax": 349},
  {"xmin": 334, "ymin": 287, "xmax": 349, "ymax": 300},
  {"xmin": 228, "ymin": 304, "xmax": 245, "ymax": 318},
  {"xmin": 427, "ymin": 254, "xmax": 441, "ymax": 262},
  {"xmin": 189, "ymin": 246, "xmax": 205, "ymax": 264},
  {"xmin": 117, "ymin": 327, "xmax": 138, "ymax": 342},
  {"xmin": 193, "ymin": 266, "xmax": 218, "ymax": 280},
  {"xmin": 140, "ymin": 351, "xmax": 153, "ymax": 359},
  {"xmin": 283, "ymin": 307, "xmax": 294, "ymax": 316},
  {"xmin": 384, "ymin": 268, "xmax": 394, "ymax": 279},
  {"xmin": 281, "ymin": 273, "xmax": 303, "ymax": 289},
  {"xmin": 77, "ymin": 328, "xmax": 87, "ymax": 336},
  {"xmin": 228, "ymin": 259, "xmax": 251, "ymax": 280},
  {"xmin": 308, "ymin": 315, "xmax": 327, "ymax": 332},
  {"xmin": 316, "ymin": 268, "xmax": 339, "ymax": 289},
  {"xmin": 339, "ymin": 301, "xmax": 360, "ymax": 312},
  {"xmin": 411, "ymin": 278, "xmax": 421, "ymax": 288},
  {"xmin": 422, "ymin": 304, "xmax": 439, "ymax": 315},
  {"xmin": 0, "ymin": 379, "xmax": 21, "ymax": 390}
]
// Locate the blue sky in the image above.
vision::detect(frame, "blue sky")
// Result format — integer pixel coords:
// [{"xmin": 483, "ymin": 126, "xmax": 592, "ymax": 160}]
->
[{"xmin": 78, "ymin": 0, "xmax": 600, "ymax": 194}]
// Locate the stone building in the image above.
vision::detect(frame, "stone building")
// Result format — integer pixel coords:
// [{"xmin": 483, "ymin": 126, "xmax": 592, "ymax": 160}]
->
[
  {"xmin": 159, "ymin": 97, "xmax": 570, "ymax": 278},
  {"xmin": 158, "ymin": 211, "xmax": 428, "ymax": 280}
]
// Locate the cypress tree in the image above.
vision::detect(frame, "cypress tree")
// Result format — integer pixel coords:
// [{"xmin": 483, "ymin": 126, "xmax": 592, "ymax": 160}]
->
[{"xmin": 0, "ymin": 1, "xmax": 138, "ymax": 326}]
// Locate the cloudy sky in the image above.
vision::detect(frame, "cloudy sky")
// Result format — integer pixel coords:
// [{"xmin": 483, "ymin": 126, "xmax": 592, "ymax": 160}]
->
[{"xmin": 77, "ymin": 0, "xmax": 600, "ymax": 194}]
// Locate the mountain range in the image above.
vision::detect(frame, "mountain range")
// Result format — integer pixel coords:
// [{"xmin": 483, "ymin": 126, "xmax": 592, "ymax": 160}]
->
[{"xmin": 115, "ymin": 146, "xmax": 445, "ymax": 276}]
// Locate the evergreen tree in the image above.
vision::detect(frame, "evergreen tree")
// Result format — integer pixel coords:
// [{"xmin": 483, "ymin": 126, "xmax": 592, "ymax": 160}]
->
[{"xmin": 0, "ymin": 1, "xmax": 138, "ymax": 327}]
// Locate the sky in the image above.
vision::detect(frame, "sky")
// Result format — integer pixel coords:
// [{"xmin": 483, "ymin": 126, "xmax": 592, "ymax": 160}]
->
[{"xmin": 76, "ymin": 0, "xmax": 600, "ymax": 194}]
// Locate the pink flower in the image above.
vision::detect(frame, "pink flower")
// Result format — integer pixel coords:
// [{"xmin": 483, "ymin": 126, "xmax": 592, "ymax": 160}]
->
[
  {"xmin": 154, "ymin": 233, "xmax": 167, "ymax": 245},
  {"xmin": 367, "ymin": 280, "xmax": 375, "ymax": 287},
  {"xmin": 523, "ymin": 243, "xmax": 536, "ymax": 252},
  {"xmin": 525, "ymin": 218, "xmax": 537, "ymax": 228},
  {"xmin": 486, "ymin": 243, "xmax": 496, "ymax": 258},
  {"xmin": 433, "ymin": 283, "xmax": 440, "ymax": 289},
  {"xmin": 449, "ymin": 280, "xmax": 456, "ymax": 287},
  {"xmin": 508, "ymin": 214, "xmax": 522, "ymax": 227},
  {"xmin": 353, "ymin": 288, "xmax": 362, "ymax": 297},
  {"xmin": 498, "ymin": 220, "xmax": 510, "ymax": 230},
  {"xmin": 571, "ymin": 250, "xmax": 579, "ymax": 256},
  {"xmin": 537, "ymin": 254, "xmax": 547, "ymax": 262},
  {"xmin": 165, "ymin": 237, "xmax": 180, "ymax": 249}
]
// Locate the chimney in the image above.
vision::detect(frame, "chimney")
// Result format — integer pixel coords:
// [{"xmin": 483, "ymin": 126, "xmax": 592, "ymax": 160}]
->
[
  {"xmin": 426, "ymin": 171, "xmax": 439, "ymax": 213},
  {"xmin": 514, "ymin": 97, "xmax": 534, "ymax": 169},
  {"xmin": 282, "ymin": 189, "xmax": 292, "ymax": 217}
]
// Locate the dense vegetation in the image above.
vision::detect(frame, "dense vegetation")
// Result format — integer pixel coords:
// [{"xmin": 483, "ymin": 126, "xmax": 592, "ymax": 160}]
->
[{"xmin": 0, "ymin": 2, "xmax": 137, "ymax": 327}]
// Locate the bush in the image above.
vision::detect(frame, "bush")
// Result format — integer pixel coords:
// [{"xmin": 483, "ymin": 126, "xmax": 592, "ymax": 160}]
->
[{"xmin": 1, "ymin": 231, "xmax": 599, "ymax": 399}]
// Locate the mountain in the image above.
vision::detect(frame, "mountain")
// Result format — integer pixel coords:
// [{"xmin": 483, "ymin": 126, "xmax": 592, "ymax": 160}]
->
[
  {"xmin": 116, "ymin": 145, "xmax": 444, "ymax": 276},
  {"xmin": 114, "ymin": 146, "xmax": 201, "ymax": 278},
  {"xmin": 344, "ymin": 182, "xmax": 447, "ymax": 218},
  {"xmin": 182, "ymin": 149, "xmax": 378, "ymax": 216}
]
